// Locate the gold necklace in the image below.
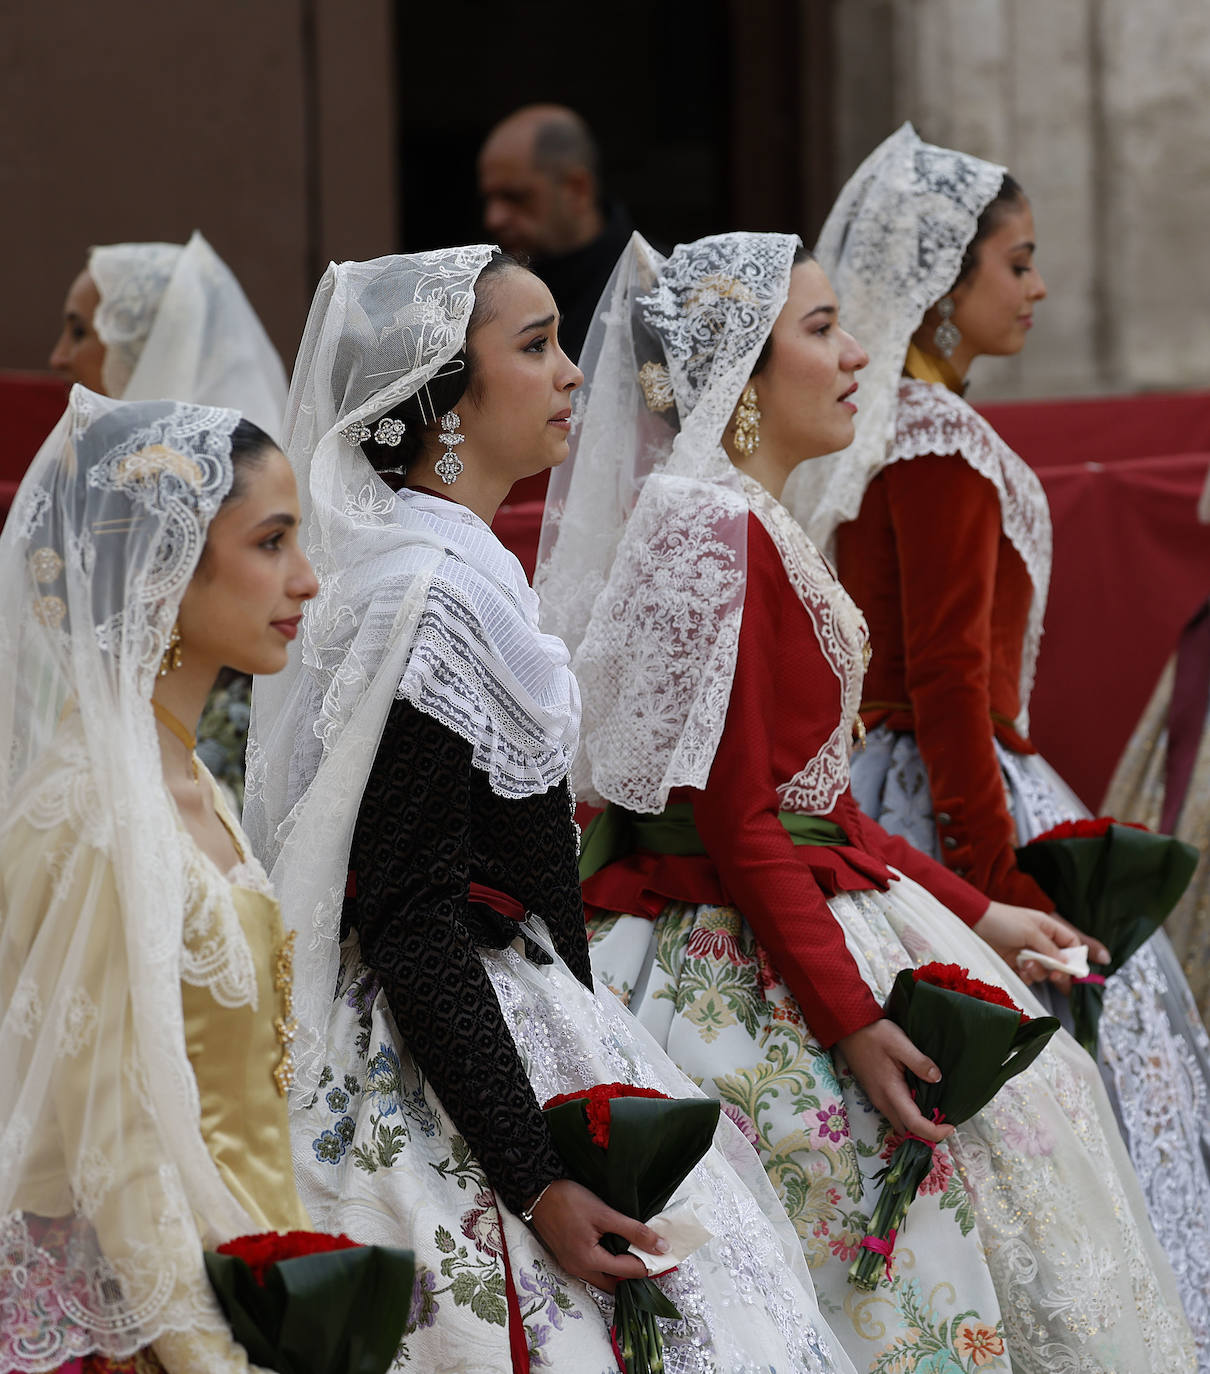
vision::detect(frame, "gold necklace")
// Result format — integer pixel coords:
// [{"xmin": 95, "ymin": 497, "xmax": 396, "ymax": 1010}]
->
[{"xmin": 152, "ymin": 698, "xmax": 200, "ymax": 783}]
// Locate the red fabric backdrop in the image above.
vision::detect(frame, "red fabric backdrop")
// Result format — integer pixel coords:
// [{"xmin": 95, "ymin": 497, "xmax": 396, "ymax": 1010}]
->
[{"xmin": 4, "ymin": 371, "xmax": 1207, "ymax": 810}]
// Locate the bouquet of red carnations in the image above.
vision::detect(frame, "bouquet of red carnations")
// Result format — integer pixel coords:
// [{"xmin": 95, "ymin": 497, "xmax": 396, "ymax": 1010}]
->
[
  {"xmin": 849, "ymin": 963, "xmax": 1060, "ymax": 1292},
  {"xmin": 203, "ymin": 1230, "xmax": 414, "ymax": 1374},
  {"xmin": 541, "ymin": 1083, "xmax": 720, "ymax": 1374},
  {"xmin": 1016, "ymin": 817, "xmax": 1198, "ymax": 1054}
]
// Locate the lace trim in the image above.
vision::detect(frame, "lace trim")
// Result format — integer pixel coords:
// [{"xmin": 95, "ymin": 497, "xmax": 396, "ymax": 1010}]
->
[
  {"xmin": 177, "ymin": 771, "xmax": 269, "ymax": 1010},
  {"xmin": 399, "ymin": 569, "xmax": 579, "ymax": 799},
  {"xmin": 890, "ymin": 379, "xmax": 1052, "ymax": 731},
  {"xmin": 572, "ymin": 474, "xmax": 749, "ymax": 811},
  {"xmin": 744, "ymin": 477, "xmax": 870, "ymax": 815}
]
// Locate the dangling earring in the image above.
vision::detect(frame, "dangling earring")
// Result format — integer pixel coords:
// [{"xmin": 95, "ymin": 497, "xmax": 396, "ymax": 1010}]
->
[
  {"xmin": 159, "ymin": 621, "xmax": 183, "ymax": 676},
  {"xmin": 732, "ymin": 384, "xmax": 761, "ymax": 457},
  {"xmin": 435, "ymin": 410, "xmax": 465, "ymax": 485},
  {"xmin": 933, "ymin": 296, "xmax": 962, "ymax": 358}
]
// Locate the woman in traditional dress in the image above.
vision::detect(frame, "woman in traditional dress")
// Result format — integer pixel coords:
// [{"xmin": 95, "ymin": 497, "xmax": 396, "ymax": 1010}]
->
[
  {"xmin": 786, "ymin": 123, "xmax": 1210, "ymax": 1362},
  {"xmin": 1104, "ymin": 472, "xmax": 1210, "ymax": 1019},
  {"xmin": 244, "ymin": 246, "xmax": 858, "ymax": 1374},
  {"xmin": 0, "ymin": 388, "xmax": 318, "ymax": 1372},
  {"xmin": 536, "ymin": 227, "xmax": 1193, "ymax": 1372},
  {"xmin": 48, "ymin": 232, "xmax": 286, "ymax": 436}
]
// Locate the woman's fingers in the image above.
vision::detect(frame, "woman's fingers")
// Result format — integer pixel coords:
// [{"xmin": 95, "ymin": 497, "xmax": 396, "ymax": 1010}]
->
[
  {"xmin": 595, "ymin": 1204, "xmax": 669, "ymax": 1257},
  {"xmin": 1049, "ymin": 911, "xmax": 1110, "ymax": 964},
  {"xmin": 894, "ymin": 1036, "xmax": 941, "ymax": 1087}
]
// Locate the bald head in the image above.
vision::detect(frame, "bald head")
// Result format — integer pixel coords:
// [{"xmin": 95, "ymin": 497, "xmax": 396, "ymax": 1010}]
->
[{"xmin": 479, "ymin": 104, "xmax": 604, "ymax": 259}]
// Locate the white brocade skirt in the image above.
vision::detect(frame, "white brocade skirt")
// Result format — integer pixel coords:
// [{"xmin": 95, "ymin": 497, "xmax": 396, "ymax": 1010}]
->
[
  {"xmin": 588, "ymin": 871, "xmax": 1194, "ymax": 1374},
  {"xmin": 289, "ymin": 923, "xmax": 856, "ymax": 1374},
  {"xmin": 851, "ymin": 724, "xmax": 1210, "ymax": 1370}
]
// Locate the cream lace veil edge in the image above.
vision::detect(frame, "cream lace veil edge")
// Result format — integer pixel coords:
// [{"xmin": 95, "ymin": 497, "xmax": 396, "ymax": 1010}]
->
[
  {"xmin": 89, "ymin": 231, "xmax": 288, "ymax": 439},
  {"xmin": 0, "ymin": 390, "xmax": 268, "ymax": 1370},
  {"xmin": 535, "ymin": 230, "xmax": 800, "ymax": 811}
]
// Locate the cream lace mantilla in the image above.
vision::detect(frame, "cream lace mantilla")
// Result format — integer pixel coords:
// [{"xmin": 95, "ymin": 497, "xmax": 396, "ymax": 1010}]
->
[{"xmin": 891, "ymin": 379, "xmax": 1052, "ymax": 732}]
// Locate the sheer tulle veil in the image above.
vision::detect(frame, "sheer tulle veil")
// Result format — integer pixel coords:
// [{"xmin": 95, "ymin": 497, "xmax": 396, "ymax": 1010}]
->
[
  {"xmin": 0, "ymin": 389, "xmax": 260, "ymax": 1369},
  {"xmin": 89, "ymin": 231, "xmax": 288, "ymax": 437}
]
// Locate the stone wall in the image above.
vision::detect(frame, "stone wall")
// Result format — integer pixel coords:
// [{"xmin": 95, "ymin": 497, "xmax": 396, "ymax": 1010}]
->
[{"xmin": 831, "ymin": 0, "xmax": 1210, "ymax": 398}]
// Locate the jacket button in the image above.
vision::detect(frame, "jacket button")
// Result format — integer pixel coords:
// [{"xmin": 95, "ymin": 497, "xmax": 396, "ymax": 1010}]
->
[
  {"xmin": 943, "ymin": 836, "xmax": 958, "ymax": 850},
  {"xmin": 937, "ymin": 811, "xmax": 952, "ymax": 825}
]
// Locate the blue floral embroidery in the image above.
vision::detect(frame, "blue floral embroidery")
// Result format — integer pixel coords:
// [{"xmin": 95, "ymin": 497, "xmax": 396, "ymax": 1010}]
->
[
  {"xmin": 312, "ymin": 1127, "xmax": 349, "ymax": 1164},
  {"xmin": 366, "ymin": 1042, "xmax": 403, "ymax": 1115}
]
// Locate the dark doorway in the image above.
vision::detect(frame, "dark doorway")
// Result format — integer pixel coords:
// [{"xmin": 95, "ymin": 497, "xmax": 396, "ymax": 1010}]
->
[{"xmin": 396, "ymin": 0, "xmax": 732, "ymax": 253}]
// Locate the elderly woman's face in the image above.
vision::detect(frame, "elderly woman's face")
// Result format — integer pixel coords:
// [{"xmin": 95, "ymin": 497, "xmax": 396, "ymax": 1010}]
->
[{"xmin": 49, "ymin": 269, "xmax": 107, "ymax": 392}]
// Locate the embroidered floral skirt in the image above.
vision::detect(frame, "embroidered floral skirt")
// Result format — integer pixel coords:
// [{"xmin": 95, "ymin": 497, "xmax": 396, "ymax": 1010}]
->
[
  {"xmin": 588, "ymin": 870, "xmax": 1193, "ymax": 1374},
  {"xmin": 291, "ymin": 923, "xmax": 855, "ymax": 1374},
  {"xmin": 852, "ymin": 725, "xmax": 1210, "ymax": 1368}
]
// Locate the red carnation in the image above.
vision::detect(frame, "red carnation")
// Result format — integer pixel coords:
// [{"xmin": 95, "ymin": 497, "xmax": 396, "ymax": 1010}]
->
[
  {"xmin": 543, "ymin": 1083, "xmax": 669, "ymax": 1149},
  {"xmin": 912, "ymin": 962, "xmax": 1027, "ymax": 1023},
  {"xmin": 1028, "ymin": 817, "xmax": 1149, "ymax": 844},
  {"xmin": 216, "ymin": 1230, "xmax": 361, "ymax": 1286}
]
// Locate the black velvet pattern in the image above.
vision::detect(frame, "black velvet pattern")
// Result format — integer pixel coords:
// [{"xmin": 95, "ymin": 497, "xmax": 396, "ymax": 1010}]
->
[{"xmin": 345, "ymin": 697, "xmax": 590, "ymax": 1215}]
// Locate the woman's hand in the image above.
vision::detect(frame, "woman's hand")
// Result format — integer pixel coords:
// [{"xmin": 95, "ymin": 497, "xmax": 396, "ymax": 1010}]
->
[
  {"xmin": 835, "ymin": 1019, "xmax": 954, "ymax": 1142},
  {"xmin": 973, "ymin": 900, "xmax": 1109, "ymax": 991},
  {"xmin": 527, "ymin": 1178, "xmax": 669, "ymax": 1291}
]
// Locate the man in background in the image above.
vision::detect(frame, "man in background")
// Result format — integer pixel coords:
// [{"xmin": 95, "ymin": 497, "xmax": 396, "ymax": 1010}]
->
[{"xmin": 478, "ymin": 104, "xmax": 634, "ymax": 360}]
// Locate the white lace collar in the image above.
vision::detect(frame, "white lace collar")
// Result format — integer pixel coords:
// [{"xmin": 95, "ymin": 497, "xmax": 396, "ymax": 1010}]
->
[{"xmin": 395, "ymin": 488, "xmax": 581, "ymax": 798}]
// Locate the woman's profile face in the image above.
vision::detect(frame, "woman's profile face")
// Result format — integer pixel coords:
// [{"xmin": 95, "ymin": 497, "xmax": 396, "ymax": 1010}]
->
[
  {"xmin": 177, "ymin": 447, "xmax": 318, "ymax": 678},
  {"xmin": 49, "ymin": 269, "xmax": 107, "ymax": 392},
  {"xmin": 754, "ymin": 259, "xmax": 869, "ymax": 465},
  {"xmin": 949, "ymin": 200, "xmax": 1046, "ymax": 359},
  {"xmin": 455, "ymin": 267, "xmax": 583, "ymax": 484}
]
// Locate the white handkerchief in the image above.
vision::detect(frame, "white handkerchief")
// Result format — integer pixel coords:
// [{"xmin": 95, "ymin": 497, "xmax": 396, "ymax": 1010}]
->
[
  {"xmin": 1017, "ymin": 944, "xmax": 1091, "ymax": 979},
  {"xmin": 627, "ymin": 1198, "xmax": 714, "ymax": 1276}
]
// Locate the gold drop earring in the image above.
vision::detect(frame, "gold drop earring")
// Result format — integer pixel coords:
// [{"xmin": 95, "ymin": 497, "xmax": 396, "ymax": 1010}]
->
[
  {"xmin": 158, "ymin": 621, "xmax": 183, "ymax": 676},
  {"xmin": 733, "ymin": 384, "xmax": 761, "ymax": 456}
]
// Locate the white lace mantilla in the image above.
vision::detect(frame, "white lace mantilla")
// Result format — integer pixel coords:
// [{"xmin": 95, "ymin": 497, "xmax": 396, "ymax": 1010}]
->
[
  {"xmin": 572, "ymin": 472, "xmax": 749, "ymax": 811},
  {"xmin": 745, "ymin": 477, "xmax": 870, "ymax": 815},
  {"xmin": 890, "ymin": 378, "xmax": 1052, "ymax": 731}
]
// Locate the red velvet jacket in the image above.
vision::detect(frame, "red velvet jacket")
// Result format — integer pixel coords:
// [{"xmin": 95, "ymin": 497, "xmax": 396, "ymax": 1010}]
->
[
  {"xmin": 583, "ymin": 513, "xmax": 990, "ymax": 1048},
  {"xmin": 836, "ymin": 453, "xmax": 1052, "ymax": 910}
]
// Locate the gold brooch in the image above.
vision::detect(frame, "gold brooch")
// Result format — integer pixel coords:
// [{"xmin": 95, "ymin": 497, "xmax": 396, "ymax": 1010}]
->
[
  {"xmin": 114, "ymin": 444, "xmax": 204, "ymax": 490},
  {"xmin": 638, "ymin": 361, "xmax": 675, "ymax": 413}
]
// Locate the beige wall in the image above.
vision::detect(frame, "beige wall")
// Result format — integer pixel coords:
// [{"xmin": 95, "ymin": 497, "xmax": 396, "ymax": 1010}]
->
[
  {"xmin": 0, "ymin": 0, "xmax": 398, "ymax": 376},
  {"xmin": 832, "ymin": 0, "xmax": 1210, "ymax": 398}
]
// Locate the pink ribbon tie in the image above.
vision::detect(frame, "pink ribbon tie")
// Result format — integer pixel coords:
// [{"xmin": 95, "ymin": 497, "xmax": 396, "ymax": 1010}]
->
[
  {"xmin": 1074, "ymin": 973, "xmax": 1107, "ymax": 985},
  {"xmin": 860, "ymin": 1228, "xmax": 898, "ymax": 1282}
]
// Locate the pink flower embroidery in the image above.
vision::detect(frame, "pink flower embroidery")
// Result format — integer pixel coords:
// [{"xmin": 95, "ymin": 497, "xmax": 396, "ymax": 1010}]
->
[
  {"xmin": 810, "ymin": 1102, "xmax": 849, "ymax": 1146},
  {"xmin": 460, "ymin": 1188, "xmax": 504, "ymax": 1258},
  {"xmin": 721, "ymin": 1102, "xmax": 760, "ymax": 1146}
]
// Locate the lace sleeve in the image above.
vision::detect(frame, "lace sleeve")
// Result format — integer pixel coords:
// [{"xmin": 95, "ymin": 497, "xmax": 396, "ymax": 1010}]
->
[{"xmin": 347, "ymin": 699, "xmax": 566, "ymax": 1215}]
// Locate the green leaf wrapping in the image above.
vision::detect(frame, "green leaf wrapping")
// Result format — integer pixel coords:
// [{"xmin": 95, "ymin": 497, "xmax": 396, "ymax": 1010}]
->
[
  {"xmin": 850, "ymin": 971, "xmax": 1061, "ymax": 1290},
  {"xmin": 1015, "ymin": 825, "xmax": 1199, "ymax": 1052},
  {"xmin": 204, "ymin": 1244, "xmax": 415, "ymax": 1374},
  {"xmin": 885, "ymin": 972, "xmax": 1060, "ymax": 1126},
  {"xmin": 541, "ymin": 1093, "xmax": 720, "ymax": 1373},
  {"xmin": 542, "ymin": 1095, "xmax": 721, "ymax": 1221}
]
